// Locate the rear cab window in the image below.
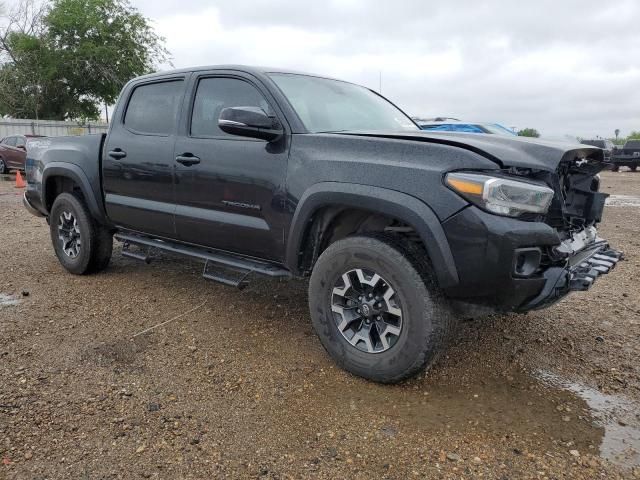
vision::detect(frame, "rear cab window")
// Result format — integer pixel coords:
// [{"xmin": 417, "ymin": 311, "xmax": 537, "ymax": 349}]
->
[{"xmin": 124, "ymin": 80, "xmax": 184, "ymax": 135}]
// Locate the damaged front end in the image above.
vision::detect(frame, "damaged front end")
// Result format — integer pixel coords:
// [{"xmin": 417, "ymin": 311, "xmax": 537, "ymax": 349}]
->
[
  {"xmin": 442, "ymin": 144, "xmax": 623, "ymax": 314},
  {"xmin": 516, "ymin": 148, "xmax": 623, "ymax": 310}
]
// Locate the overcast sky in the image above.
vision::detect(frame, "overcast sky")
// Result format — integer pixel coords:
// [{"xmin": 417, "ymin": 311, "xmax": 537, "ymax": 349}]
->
[{"xmin": 136, "ymin": 1, "xmax": 637, "ymax": 138}]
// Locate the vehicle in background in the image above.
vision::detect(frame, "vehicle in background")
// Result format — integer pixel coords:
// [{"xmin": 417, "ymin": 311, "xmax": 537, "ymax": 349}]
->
[
  {"xmin": 416, "ymin": 118, "xmax": 517, "ymax": 136},
  {"xmin": 610, "ymin": 139, "xmax": 640, "ymax": 172},
  {"xmin": 0, "ymin": 134, "xmax": 46, "ymax": 173},
  {"xmin": 580, "ymin": 139, "xmax": 615, "ymax": 164}
]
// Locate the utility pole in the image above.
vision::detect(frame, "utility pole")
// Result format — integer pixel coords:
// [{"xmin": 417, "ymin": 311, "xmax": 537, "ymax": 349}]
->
[{"xmin": 104, "ymin": 102, "xmax": 109, "ymax": 123}]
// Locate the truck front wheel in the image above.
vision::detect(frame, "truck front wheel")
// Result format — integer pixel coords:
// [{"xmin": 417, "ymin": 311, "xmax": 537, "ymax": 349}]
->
[
  {"xmin": 308, "ymin": 235, "xmax": 455, "ymax": 383},
  {"xmin": 49, "ymin": 193, "xmax": 113, "ymax": 275}
]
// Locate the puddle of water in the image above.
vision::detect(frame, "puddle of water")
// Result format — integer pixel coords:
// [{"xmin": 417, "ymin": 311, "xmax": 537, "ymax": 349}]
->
[
  {"xmin": 537, "ymin": 370, "xmax": 640, "ymax": 469},
  {"xmin": 0, "ymin": 293, "xmax": 21, "ymax": 307},
  {"xmin": 606, "ymin": 195, "xmax": 640, "ymax": 207},
  {"xmin": 300, "ymin": 369, "xmax": 603, "ymax": 457}
]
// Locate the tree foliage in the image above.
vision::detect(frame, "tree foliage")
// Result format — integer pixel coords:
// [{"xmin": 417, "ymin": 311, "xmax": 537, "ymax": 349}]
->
[
  {"xmin": 0, "ymin": 0, "xmax": 169, "ymax": 120},
  {"xmin": 628, "ymin": 130, "xmax": 640, "ymax": 140},
  {"xmin": 610, "ymin": 131, "xmax": 640, "ymax": 145},
  {"xmin": 517, "ymin": 127, "xmax": 540, "ymax": 138}
]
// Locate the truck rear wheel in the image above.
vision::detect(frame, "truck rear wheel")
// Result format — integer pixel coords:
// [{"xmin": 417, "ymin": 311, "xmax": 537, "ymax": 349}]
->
[
  {"xmin": 631, "ymin": 164, "xmax": 638, "ymax": 172},
  {"xmin": 611, "ymin": 165, "xmax": 620, "ymax": 172},
  {"xmin": 308, "ymin": 234, "xmax": 455, "ymax": 383},
  {"xmin": 49, "ymin": 193, "xmax": 112, "ymax": 275}
]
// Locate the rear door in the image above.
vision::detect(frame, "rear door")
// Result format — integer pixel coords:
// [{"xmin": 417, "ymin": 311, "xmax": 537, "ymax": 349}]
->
[
  {"xmin": 103, "ymin": 76, "xmax": 187, "ymax": 237},
  {"xmin": 172, "ymin": 72, "xmax": 290, "ymax": 261}
]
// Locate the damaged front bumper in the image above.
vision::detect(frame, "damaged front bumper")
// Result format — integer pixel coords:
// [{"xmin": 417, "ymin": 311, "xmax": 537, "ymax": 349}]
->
[
  {"xmin": 442, "ymin": 206, "xmax": 621, "ymax": 313},
  {"xmin": 518, "ymin": 239, "xmax": 622, "ymax": 311}
]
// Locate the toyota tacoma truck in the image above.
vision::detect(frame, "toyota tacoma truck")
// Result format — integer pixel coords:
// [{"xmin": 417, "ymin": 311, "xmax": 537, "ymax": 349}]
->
[{"xmin": 23, "ymin": 65, "xmax": 621, "ymax": 383}]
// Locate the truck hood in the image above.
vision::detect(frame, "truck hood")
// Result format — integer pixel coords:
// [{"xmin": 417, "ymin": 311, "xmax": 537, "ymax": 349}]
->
[{"xmin": 337, "ymin": 130, "xmax": 604, "ymax": 171}]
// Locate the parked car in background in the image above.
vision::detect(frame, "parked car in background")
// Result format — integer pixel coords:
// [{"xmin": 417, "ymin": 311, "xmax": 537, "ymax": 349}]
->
[
  {"xmin": 610, "ymin": 139, "xmax": 640, "ymax": 172},
  {"xmin": 0, "ymin": 134, "xmax": 45, "ymax": 173},
  {"xmin": 416, "ymin": 118, "xmax": 517, "ymax": 136},
  {"xmin": 580, "ymin": 139, "xmax": 615, "ymax": 164}
]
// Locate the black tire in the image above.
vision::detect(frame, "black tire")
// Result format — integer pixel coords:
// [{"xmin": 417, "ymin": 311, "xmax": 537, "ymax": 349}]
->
[
  {"xmin": 0, "ymin": 157, "xmax": 7, "ymax": 174},
  {"xmin": 611, "ymin": 165, "xmax": 620, "ymax": 172},
  {"xmin": 631, "ymin": 164, "xmax": 638, "ymax": 172},
  {"xmin": 49, "ymin": 192, "xmax": 113, "ymax": 275},
  {"xmin": 308, "ymin": 234, "xmax": 455, "ymax": 383}
]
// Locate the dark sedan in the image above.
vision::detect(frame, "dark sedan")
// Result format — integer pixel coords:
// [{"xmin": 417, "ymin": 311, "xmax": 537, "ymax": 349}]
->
[{"xmin": 0, "ymin": 135, "xmax": 45, "ymax": 173}]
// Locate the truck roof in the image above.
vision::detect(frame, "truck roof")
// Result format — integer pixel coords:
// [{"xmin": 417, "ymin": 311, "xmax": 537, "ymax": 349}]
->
[{"xmin": 133, "ymin": 65, "xmax": 343, "ymax": 83}]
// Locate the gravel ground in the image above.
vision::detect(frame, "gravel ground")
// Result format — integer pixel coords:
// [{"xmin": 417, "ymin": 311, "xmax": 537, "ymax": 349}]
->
[{"xmin": 1, "ymin": 171, "xmax": 639, "ymax": 479}]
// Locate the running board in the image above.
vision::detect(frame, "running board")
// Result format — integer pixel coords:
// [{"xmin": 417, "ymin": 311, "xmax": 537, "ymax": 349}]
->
[{"xmin": 115, "ymin": 232, "xmax": 291, "ymax": 288}]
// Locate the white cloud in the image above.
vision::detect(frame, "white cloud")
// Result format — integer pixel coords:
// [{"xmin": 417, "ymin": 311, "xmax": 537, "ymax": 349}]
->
[{"xmin": 137, "ymin": 0, "xmax": 640, "ymax": 138}]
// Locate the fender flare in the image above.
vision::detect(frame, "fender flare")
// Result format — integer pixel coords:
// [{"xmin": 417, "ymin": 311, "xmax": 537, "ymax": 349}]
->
[
  {"xmin": 42, "ymin": 163, "xmax": 107, "ymax": 223},
  {"xmin": 286, "ymin": 182, "xmax": 459, "ymax": 288}
]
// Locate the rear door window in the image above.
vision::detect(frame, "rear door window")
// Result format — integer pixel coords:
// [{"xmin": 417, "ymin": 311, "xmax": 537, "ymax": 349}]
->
[
  {"xmin": 124, "ymin": 80, "xmax": 184, "ymax": 135},
  {"xmin": 15, "ymin": 137, "xmax": 26, "ymax": 148}
]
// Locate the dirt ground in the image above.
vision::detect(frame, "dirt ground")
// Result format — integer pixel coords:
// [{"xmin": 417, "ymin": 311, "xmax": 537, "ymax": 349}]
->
[{"xmin": 1, "ymin": 171, "xmax": 639, "ymax": 480}]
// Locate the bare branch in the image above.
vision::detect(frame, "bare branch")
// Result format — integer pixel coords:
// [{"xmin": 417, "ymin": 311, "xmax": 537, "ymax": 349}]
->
[{"xmin": 0, "ymin": 0, "xmax": 47, "ymax": 64}]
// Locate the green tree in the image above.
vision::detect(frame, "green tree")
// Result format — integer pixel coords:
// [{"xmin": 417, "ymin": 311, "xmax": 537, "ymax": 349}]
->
[
  {"xmin": 0, "ymin": 0, "xmax": 169, "ymax": 120},
  {"xmin": 517, "ymin": 128, "xmax": 540, "ymax": 138},
  {"xmin": 628, "ymin": 130, "xmax": 640, "ymax": 140}
]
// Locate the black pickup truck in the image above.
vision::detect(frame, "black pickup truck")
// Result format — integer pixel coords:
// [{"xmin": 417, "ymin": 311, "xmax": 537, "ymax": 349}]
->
[
  {"xmin": 23, "ymin": 65, "xmax": 621, "ymax": 383},
  {"xmin": 610, "ymin": 139, "xmax": 640, "ymax": 171}
]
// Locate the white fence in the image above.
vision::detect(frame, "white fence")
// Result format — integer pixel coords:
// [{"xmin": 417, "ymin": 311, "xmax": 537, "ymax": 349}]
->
[{"xmin": 0, "ymin": 118, "xmax": 109, "ymax": 138}]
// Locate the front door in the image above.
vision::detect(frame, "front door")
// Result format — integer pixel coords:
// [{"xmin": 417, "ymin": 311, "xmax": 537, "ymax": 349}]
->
[
  {"xmin": 173, "ymin": 74, "xmax": 289, "ymax": 261},
  {"xmin": 102, "ymin": 77, "xmax": 186, "ymax": 237}
]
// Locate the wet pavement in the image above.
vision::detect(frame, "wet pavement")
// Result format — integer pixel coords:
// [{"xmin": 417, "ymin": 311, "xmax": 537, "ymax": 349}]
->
[
  {"xmin": 0, "ymin": 293, "xmax": 21, "ymax": 307},
  {"xmin": 607, "ymin": 194, "xmax": 640, "ymax": 207},
  {"xmin": 537, "ymin": 371, "xmax": 640, "ymax": 468}
]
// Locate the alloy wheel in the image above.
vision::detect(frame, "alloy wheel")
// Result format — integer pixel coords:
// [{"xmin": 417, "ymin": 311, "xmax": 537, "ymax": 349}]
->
[
  {"xmin": 57, "ymin": 211, "xmax": 82, "ymax": 258},
  {"xmin": 331, "ymin": 268, "xmax": 404, "ymax": 353}
]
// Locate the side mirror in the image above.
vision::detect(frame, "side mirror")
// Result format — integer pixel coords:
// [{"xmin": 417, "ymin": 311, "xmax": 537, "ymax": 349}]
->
[{"xmin": 218, "ymin": 106, "xmax": 283, "ymax": 142}]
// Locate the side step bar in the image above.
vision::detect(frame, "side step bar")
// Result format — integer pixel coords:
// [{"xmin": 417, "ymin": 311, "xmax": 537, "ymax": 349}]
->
[{"xmin": 115, "ymin": 232, "xmax": 291, "ymax": 289}]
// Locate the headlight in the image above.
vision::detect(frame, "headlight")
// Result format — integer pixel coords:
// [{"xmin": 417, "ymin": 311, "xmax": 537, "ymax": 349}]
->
[{"xmin": 445, "ymin": 172, "xmax": 554, "ymax": 217}]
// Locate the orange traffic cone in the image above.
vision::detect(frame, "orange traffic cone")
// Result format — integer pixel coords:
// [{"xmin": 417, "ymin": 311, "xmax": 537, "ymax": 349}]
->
[{"xmin": 15, "ymin": 171, "xmax": 26, "ymax": 188}]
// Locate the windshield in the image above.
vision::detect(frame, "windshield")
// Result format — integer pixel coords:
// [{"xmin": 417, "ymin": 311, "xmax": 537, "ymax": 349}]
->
[
  {"xmin": 483, "ymin": 123, "xmax": 517, "ymax": 136},
  {"xmin": 269, "ymin": 73, "xmax": 418, "ymax": 133}
]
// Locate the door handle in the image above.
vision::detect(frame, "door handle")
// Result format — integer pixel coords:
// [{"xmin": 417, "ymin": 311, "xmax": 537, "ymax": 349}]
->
[
  {"xmin": 175, "ymin": 154, "xmax": 201, "ymax": 166},
  {"xmin": 108, "ymin": 149, "xmax": 127, "ymax": 160}
]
